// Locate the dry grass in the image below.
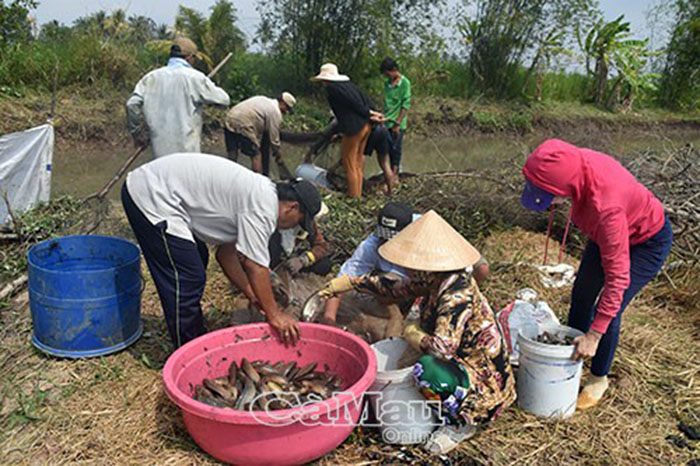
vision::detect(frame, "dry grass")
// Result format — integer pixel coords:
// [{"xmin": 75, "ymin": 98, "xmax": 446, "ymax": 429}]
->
[{"xmin": 0, "ymin": 194, "xmax": 697, "ymax": 465}]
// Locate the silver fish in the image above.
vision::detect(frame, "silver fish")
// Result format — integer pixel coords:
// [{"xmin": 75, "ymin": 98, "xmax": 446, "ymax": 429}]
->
[
  {"xmin": 203, "ymin": 378, "xmax": 236, "ymax": 403},
  {"xmin": 258, "ymin": 364, "xmax": 283, "ymax": 377},
  {"xmin": 228, "ymin": 361, "xmax": 238, "ymax": 386},
  {"xmin": 294, "ymin": 362, "xmax": 318, "ymax": 381},
  {"xmin": 263, "ymin": 374, "xmax": 289, "ymax": 387}
]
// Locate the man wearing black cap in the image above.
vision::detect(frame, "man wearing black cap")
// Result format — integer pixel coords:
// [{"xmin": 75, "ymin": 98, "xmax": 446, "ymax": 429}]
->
[
  {"xmin": 320, "ymin": 202, "xmax": 415, "ymax": 327},
  {"xmin": 321, "ymin": 202, "xmax": 490, "ymax": 328},
  {"xmin": 121, "ymin": 153, "xmax": 321, "ymax": 348}
]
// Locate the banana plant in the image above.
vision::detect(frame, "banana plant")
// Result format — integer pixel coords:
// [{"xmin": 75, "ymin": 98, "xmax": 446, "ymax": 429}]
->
[
  {"xmin": 584, "ymin": 15, "xmax": 631, "ymax": 104},
  {"xmin": 605, "ymin": 38, "xmax": 661, "ymax": 111}
]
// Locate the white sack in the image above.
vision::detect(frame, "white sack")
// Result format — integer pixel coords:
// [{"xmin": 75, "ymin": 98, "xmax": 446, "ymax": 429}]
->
[{"xmin": 0, "ymin": 124, "xmax": 54, "ymax": 228}]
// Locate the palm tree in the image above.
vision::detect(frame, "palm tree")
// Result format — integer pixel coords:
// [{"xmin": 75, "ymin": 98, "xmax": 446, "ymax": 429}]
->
[
  {"xmin": 155, "ymin": 23, "xmax": 171, "ymax": 40},
  {"xmin": 128, "ymin": 15, "xmax": 157, "ymax": 43},
  {"xmin": 174, "ymin": 1, "xmax": 246, "ymax": 64}
]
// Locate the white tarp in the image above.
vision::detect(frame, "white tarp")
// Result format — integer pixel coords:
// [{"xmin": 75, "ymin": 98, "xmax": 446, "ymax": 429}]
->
[{"xmin": 0, "ymin": 124, "xmax": 54, "ymax": 228}]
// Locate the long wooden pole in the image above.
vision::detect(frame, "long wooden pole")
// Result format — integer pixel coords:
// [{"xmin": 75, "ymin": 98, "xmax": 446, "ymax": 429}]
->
[{"xmin": 83, "ymin": 52, "xmax": 235, "ymax": 203}]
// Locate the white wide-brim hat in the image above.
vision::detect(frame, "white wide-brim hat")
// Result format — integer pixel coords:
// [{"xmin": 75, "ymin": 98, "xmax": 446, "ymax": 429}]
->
[{"xmin": 311, "ymin": 63, "xmax": 350, "ymax": 82}]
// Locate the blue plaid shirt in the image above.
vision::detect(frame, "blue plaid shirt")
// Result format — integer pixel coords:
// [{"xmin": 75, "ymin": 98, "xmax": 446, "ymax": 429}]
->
[{"xmin": 338, "ymin": 233, "xmax": 407, "ymax": 278}]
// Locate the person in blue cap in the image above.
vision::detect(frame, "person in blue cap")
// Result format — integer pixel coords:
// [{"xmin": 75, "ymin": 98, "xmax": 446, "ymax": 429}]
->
[{"xmin": 520, "ymin": 139, "xmax": 672, "ymax": 409}]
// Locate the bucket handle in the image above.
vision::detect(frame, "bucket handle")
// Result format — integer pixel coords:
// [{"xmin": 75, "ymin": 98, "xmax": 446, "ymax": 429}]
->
[{"xmin": 375, "ymin": 380, "xmax": 395, "ymax": 393}]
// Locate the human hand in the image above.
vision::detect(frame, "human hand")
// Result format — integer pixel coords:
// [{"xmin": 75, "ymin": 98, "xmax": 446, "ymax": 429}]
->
[
  {"xmin": 572, "ymin": 331, "xmax": 602, "ymax": 360},
  {"xmin": 403, "ymin": 324, "xmax": 428, "ymax": 351},
  {"xmin": 318, "ymin": 275, "xmax": 353, "ymax": 299},
  {"xmin": 391, "ymin": 125, "xmax": 400, "ymax": 135},
  {"xmin": 369, "ymin": 111, "xmax": 386, "ymax": 124},
  {"xmin": 268, "ymin": 311, "xmax": 300, "ymax": 345}
]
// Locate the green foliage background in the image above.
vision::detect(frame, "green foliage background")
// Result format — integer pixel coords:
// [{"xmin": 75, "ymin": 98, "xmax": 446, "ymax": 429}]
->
[{"xmin": 0, "ymin": 0, "xmax": 697, "ymax": 112}]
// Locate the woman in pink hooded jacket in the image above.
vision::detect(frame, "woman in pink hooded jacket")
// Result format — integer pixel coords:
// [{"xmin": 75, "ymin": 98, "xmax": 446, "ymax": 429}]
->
[{"xmin": 521, "ymin": 139, "xmax": 672, "ymax": 409}]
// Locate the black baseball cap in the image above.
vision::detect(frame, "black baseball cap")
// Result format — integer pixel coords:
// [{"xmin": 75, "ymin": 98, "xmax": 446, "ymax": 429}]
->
[
  {"xmin": 377, "ymin": 201, "xmax": 413, "ymax": 240},
  {"xmin": 291, "ymin": 180, "xmax": 322, "ymax": 236}
]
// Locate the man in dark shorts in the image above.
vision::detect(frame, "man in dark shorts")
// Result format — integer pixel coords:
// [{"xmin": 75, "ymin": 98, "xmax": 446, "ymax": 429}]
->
[
  {"xmin": 380, "ymin": 58, "xmax": 411, "ymax": 181},
  {"xmin": 363, "ymin": 125, "xmax": 396, "ymax": 194},
  {"xmin": 224, "ymin": 93, "xmax": 296, "ymax": 176}
]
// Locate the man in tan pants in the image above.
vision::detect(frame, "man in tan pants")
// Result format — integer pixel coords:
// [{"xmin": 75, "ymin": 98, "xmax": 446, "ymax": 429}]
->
[{"xmin": 312, "ymin": 63, "xmax": 384, "ymax": 197}]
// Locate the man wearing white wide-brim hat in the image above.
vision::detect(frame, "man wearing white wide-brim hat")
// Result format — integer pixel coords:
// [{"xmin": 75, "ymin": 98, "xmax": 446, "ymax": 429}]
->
[
  {"xmin": 319, "ymin": 210, "xmax": 514, "ymax": 456},
  {"xmin": 311, "ymin": 63, "xmax": 385, "ymax": 198},
  {"xmin": 224, "ymin": 92, "xmax": 296, "ymax": 176},
  {"xmin": 126, "ymin": 37, "xmax": 230, "ymax": 158}
]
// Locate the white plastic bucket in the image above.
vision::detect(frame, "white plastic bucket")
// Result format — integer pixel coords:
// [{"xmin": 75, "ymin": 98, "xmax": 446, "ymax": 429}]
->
[
  {"xmin": 295, "ymin": 163, "xmax": 331, "ymax": 189},
  {"xmin": 516, "ymin": 324, "xmax": 584, "ymax": 418},
  {"xmin": 368, "ymin": 338, "xmax": 438, "ymax": 444}
]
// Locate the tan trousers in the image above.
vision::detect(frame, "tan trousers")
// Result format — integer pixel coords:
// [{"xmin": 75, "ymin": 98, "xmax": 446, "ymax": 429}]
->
[{"xmin": 341, "ymin": 123, "xmax": 371, "ymax": 197}]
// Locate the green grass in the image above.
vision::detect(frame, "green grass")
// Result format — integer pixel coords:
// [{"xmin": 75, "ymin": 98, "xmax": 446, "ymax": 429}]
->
[
  {"xmin": 4, "ymin": 385, "xmax": 49, "ymax": 430},
  {"xmin": 2, "ymin": 35, "xmax": 692, "ymax": 117}
]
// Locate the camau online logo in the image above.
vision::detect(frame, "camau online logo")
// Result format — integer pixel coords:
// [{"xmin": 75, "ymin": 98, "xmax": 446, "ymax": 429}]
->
[{"xmin": 250, "ymin": 391, "xmax": 442, "ymax": 424}]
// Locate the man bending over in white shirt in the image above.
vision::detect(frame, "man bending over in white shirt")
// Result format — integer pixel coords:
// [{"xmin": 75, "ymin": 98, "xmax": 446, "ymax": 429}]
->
[{"xmin": 121, "ymin": 153, "xmax": 321, "ymax": 348}]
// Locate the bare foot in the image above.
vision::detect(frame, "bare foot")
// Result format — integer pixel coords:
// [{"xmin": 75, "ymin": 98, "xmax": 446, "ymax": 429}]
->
[{"xmin": 379, "ymin": 182, "xmax": 391, "ymax": 196}]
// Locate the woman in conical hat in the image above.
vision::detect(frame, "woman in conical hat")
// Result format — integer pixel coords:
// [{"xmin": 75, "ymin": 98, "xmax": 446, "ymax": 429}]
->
[{"xmin": 319, "ymin": 210, "xmax": 515, "ymax": 455}]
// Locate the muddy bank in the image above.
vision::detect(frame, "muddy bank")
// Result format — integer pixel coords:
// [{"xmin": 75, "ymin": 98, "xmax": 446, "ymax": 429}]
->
[
  {"xmin": 5, "ymin": 89, "xmax": 699, "ymax": 202},
  {"xmin": 2, "ymin": 91, "xmax": 698, "ymax": 146}
]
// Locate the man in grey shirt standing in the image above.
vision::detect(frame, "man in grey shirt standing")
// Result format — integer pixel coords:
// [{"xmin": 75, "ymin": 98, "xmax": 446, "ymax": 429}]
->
[
  {"xmin": 121, "ymin": 153, "xmax": 321, "ymax": 348},
  {"xmin": 224, "ymin": 93, "xmax": 295, "ymax": 176}
]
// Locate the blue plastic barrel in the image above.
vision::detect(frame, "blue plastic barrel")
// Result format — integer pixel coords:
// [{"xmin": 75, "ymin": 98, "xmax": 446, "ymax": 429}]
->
[{"xmin": 27, "ymin": 235, "xmax": 143, "ymax": 358}]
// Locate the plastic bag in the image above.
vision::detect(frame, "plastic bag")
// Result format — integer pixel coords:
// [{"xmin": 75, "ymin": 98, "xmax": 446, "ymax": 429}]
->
[
  {"xmin": 535, "ymin": 263, "xmax": 576, "ymax": 288},
  {"xmin": 497, "ymin": 289, "xmax": 560, "ymax": 365}
]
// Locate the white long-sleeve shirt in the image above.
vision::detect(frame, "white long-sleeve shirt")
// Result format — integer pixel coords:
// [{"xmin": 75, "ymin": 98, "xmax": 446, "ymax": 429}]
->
[{"xmin": 126, "ymin": 58, "xmax": 230, "ymax": 158}]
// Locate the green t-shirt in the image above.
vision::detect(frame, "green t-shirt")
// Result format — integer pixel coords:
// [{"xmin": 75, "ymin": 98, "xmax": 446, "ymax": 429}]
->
[{"xmin": 383, "ymin": 75, "xmax": 411, "ymax": 131}]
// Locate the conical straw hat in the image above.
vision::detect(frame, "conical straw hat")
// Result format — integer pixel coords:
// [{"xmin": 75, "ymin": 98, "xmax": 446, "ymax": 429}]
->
[{"xmin": 378, "ymin": 210, "xmax": 481, "ymax": 272}]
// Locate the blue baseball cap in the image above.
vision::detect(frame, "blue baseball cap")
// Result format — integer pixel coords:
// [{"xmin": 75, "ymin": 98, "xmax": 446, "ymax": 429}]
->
[{"xmin": 521, "ymin": 179, "xmax": 555, "ymax": 211}]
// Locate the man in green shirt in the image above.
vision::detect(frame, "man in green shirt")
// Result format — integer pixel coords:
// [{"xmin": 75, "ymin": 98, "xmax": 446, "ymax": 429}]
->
[{"xmin": 380, "ymin": 57, "xmax": 411, "ymax": 183}]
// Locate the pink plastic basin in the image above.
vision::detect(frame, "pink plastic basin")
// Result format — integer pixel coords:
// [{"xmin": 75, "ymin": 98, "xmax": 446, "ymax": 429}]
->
[{"xmin": 162, "ymin": 323, "xmax": 377, "ymax": 465}]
